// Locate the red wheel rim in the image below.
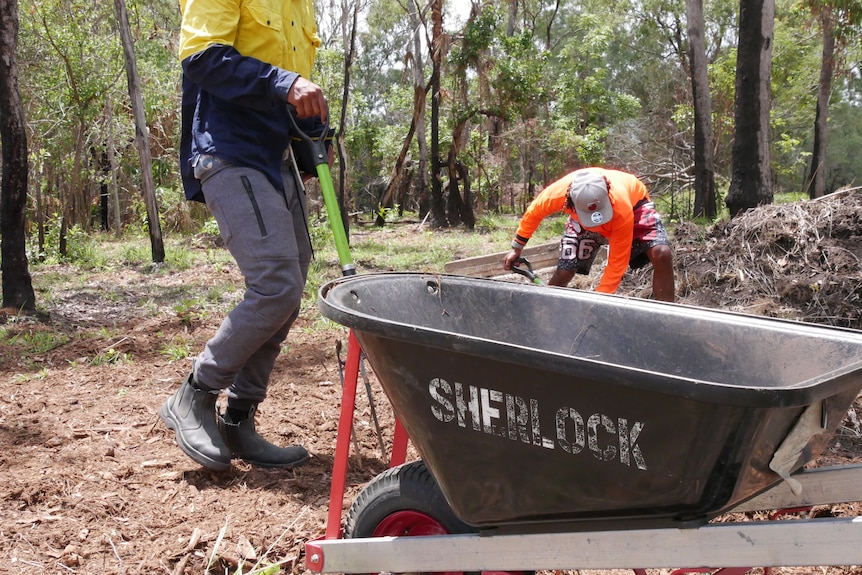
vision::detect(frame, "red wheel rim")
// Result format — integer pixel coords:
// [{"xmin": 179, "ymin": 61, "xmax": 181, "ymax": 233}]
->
[
  {"xmin": 372, "ymin": 510, "xmax": 450, "ymax": 537},
  {"xmin": 371, "ymin": 511, "xmax": 461, "ymax": 575}
]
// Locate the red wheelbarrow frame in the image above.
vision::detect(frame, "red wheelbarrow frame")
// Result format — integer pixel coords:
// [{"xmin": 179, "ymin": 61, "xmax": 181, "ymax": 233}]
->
[
  {"xmin": 307, "ymin": 333, "xmax": 862, "ymax": 575},
  {"xmin": 322, "ymin": 330, "xmax": 411, "ymax": 542}
]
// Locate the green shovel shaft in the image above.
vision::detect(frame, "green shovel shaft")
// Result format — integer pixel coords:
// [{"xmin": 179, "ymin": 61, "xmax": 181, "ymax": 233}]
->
[{"xmin": 316, "ymin": 163, "xmax": 355, "ymax": 276}]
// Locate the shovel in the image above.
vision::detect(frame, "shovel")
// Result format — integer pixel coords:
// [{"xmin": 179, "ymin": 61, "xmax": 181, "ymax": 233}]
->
[{"xmin": 286, "ymin": 105, "xmax": 356, "ymax": 277}]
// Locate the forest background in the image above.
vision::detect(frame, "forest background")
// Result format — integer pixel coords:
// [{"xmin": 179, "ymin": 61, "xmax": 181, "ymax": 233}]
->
[
  {"xmin": 6, "ymin": 0, "xmax": 862, "ymax": 281},
  {"xmin": 3, "ymin": 2, "xmax": 862, "ymax": 573}
]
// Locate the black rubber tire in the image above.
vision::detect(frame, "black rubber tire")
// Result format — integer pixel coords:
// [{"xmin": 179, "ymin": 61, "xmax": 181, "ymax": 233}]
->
[
  {"xmin": 345, "ymin": 459, "xmax": 476, "ymax": 539},
  {"xmin": 345, "ymin": 460, "xmax": 535, "ymax": 575}
]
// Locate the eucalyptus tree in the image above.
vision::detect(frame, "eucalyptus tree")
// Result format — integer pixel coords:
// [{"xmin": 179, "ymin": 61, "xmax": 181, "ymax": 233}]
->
[
  {"xmin": 487, "ymin": 11, "xmax": 551, "ymax": 209},
  {"xmin": 824, "ymin": 99, "xmax": 862, "ymax": 190},
  {"xmin": 685, "ymin": 0, "xmax": 718, "ymax": 218},
  {"xmin": 726, "ymin": 0, "xmax": 775, "ymax": 217},
  {"xmin": 606, "ymin": 0, "xmax": 689, "ymax": 187},
  {"xmin": 374, "ymin": 0, "xmax": 432, "ymax": 225},
  {"xmin": 341, "ymin": 0, "xmax": 419, "ymax": 213},
  {"xmin": 0, "ymin": 0, "xmax": 36, "ymax": 310},
  {"xmin": 695, "ymin": 0, "xmax": 738, "ymax": 176},
  {"xmin": 445, "ymin": 2, "xmax": 500, "ymax": 212},
  {"xmin": 806, "ymin": 1, "xmax": 836, "ymax": 198},
  {"xmin": 445, "ymin": 3, "xmax": 503, "ymax": 225},
  {"xmin": 321, "ymin": 0, "xmax": 361, "ymax": 238},
  {"xmin": 797, "ymin": 0, "xmax": 862, "ymax": 198},
  {"xmin": 440, "ymin": 0, "xmax": 544, "ymax": 229},
  {"xmin": 115, "ymin": 0, "xmax": 164, "ymax": 262},
  {"xmin": 428, "ymin": 0, "xmax": 447, "ymax": 227},
  {"xmin": 766, "ymin": 5, "xmax": 826, "ymax": 195},
  {"xmin": 443, "ymin": 0, "xmax": 648, "ymax": 215},
  {"xmin": 407, "ymin": 0, "xmax": 430, "ymax": 218},
  {"xmin": 603, "ymin": 0, "xmax": 737, "ymax": 219}
]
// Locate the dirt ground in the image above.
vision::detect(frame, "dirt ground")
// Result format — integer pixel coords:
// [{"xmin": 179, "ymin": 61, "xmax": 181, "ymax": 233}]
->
[{"xmin": 3, "ymin": 190, "xmax": 862, "ymax": 575}]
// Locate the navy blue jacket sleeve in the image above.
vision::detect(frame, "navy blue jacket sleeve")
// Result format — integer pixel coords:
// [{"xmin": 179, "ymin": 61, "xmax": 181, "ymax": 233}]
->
[{"xmin": 182, "ymin": 44, "xmax": 298, "ymax": 110}]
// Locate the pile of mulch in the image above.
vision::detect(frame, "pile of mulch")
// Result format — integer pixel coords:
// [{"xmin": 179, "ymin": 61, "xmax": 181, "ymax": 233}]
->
[{"xmin": 665, "ymin": 188, "xmax": 862, "ymax": 329}]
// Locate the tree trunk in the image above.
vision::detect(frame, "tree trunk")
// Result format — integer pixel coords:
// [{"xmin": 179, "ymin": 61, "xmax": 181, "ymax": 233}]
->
[
  {"xmin": 335, "ymin": 0, "xmax": 358, "ymax": 240},
  {"xmin": 410, "ymin": 0, "xmax": 429, "ymax": 219},
  {"xmin": 445, "ymin": 117, "xmax": 475, "ymax": 229},
  {"xmin": 58, "ymin": 120, "xmax": 85, "ymax": 255},
  {"xmin": 0, "ymin": 0, "xmax": 36, "ymax": 310},
  {"xmin": 114, "ymin": 0, "xmax": 164, "ymax": 262},
  {"xmin": 685, "ymin": 0, "xmax": 718, "ymax": 219},
  {"xmin": 34, "ymin": 158, "xmax": 44, "ymax": 260},
  {"xmin": 92, "ymin": 145, "xmax": 110, "ymax": 231},
  {"xmin": 428, "ymin": 0, "xmax": 447, "ymax": 228},
  {"xmin": 376, "ymin": 0, "xmax": 430, "ymax": 227},
  {"xmin": 445, "ymin": 151, "xmax": 474, "ymax": 230},
  {"xmin": 106, "ymin": 96, "xmax": 123, "ymax": 236},
  {"xmin": 806, "ymin": 7, "xmax": 834, "ymax": 199},
  {"xmin": 397, "ymin": 162, "xmax": 412, "ymax": 216},
  {"xmin": 726, "ymin": 0, "xmax": 774, "ymax": 218},
  {"xmin": 376, "ymin": 89, "xmax": 422, "ymax": 227}
]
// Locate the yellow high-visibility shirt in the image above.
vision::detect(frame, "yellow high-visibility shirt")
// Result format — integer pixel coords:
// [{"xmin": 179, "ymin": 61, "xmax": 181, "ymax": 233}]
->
[{"xmin": 179, "ymin": 0, "xmax": 321, "ymax": 76}]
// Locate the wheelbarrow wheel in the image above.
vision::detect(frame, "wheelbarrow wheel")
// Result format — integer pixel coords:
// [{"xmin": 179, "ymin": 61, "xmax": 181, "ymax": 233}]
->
[
  {"xmin": 346, "ymin": 458, "xmax": 473, "ymax": 537},
  {"xmin": 345, "ymin": 459, "xmax": 478, "ymax": 575}
]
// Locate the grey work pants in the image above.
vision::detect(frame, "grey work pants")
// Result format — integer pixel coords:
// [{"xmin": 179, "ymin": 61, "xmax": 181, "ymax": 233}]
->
[{"xmin": 193, "ymin": 160, "xmax": 312, "ymax": 403}]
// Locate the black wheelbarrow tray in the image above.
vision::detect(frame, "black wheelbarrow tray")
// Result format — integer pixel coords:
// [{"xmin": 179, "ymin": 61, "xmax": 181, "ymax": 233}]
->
[{"xmin": 309, "ymin": 272, "xmax": 862, "ymax": 572}]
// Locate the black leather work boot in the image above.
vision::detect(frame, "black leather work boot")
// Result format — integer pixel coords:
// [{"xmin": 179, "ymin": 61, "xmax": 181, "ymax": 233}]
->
[
  {"xmin": 218, "ymin": 402, "xmax": 310, "ymax": 469},
  {"xmin": 159, "ymin": 374, "xmax": 231, "ymax": 471}
]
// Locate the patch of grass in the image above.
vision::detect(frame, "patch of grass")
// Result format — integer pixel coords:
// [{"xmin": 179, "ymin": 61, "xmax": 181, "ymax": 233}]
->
[
  {"xmin": 120, "ymin": 242, "xmax": 152, "ymax": 266},
  {"xmin": 1, "ymin": 327, "xmax": 69, "ymax": 354},
  {"xmin": 160, "ymin": 335, "xmax": 195, "ymax": 362},
  {"xmin": 89, "ymin": 347, "xmax": 132, "ymax": 366},
  {"xmin": 10, "ymin": 368, "xmax": 49, "ymax": 383},
  {"xmin": 205, "ymin": 284, "xmax": 236, "ymax": 305},
  {"xmin": 92, "ymin": 327, "xmax": 122, "ymax": 340},
  {"xmin": 165, "ymin": 245, "xmax": 196, "ymax": 270},
  {"xmin": 173, "ymin": 297, "xmax": 210, "ymax": 326},
  {"xmin": 21, "ymin": 219, "xmax": 576, "ymax": 358},
  {"xmin": 313, "ymin": 213, "xmax": 561, "ymax": 275},
  {"xmin": 204, "ymin": 248, "xmax": 235, "ymax": 271},
  {"xmin": 297, "ymin": 315, "xmax": 346, "ymax": 335},
  {"xmin": 138, "ymin": 298, "xmax": 160, "ymax": 317}
]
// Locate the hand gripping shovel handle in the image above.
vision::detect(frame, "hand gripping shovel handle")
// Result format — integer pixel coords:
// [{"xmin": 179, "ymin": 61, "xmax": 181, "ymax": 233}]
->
[{"xmin": 287, "ymin": 105, "xmax": 356, "ymax": 276}]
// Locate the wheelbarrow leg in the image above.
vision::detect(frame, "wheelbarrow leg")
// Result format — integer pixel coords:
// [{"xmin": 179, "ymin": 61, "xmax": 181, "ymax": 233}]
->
[
  {"xmin": 390, "ymin": 418, "xmax": 409, "ymax": 467},
  {"xmin": 326, "ymin": 329, "xmax": 363, "ymax": 540},
  {"xmin": 326, "ymin": 329, "xmax": 411, "ymax": 539}
]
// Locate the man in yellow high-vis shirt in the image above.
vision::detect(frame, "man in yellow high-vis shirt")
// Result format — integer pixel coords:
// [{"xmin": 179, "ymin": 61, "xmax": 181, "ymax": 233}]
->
[{"xmin": 160, "ymin": 0, "xmax": 328, "ymax": 471}]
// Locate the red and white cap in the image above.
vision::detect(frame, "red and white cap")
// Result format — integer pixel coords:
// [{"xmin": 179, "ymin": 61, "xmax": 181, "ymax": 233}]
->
[{"xmin": 568, "ymin": 169, "xmax": 612, "ymax": 227}]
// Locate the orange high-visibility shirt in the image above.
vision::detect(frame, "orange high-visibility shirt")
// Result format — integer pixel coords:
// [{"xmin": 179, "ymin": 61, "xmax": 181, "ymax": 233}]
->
[{"xmin": 515, "ymin": 168, "xmax": 650, "ymax": 294}]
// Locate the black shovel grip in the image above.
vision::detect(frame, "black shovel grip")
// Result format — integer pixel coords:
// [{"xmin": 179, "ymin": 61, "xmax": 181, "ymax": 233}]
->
[
  {"xmin": 511, "ymin": 256, "xmax": 541, "ymax": 284},
  {"xmin": 286, "ymin": 104, "xmax": 332, "ymax": 172}
]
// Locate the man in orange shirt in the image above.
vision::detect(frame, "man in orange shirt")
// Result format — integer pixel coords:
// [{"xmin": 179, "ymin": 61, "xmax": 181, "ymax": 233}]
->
[{"xmin": 502, "ymin": 167, "xmax": 675, "ymax": 302}]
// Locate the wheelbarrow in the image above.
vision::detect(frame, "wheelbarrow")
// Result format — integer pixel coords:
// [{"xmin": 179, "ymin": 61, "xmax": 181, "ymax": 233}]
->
[{"xmin": 306, "ymin": 273, "xmax": 862, "ymax": 573}]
